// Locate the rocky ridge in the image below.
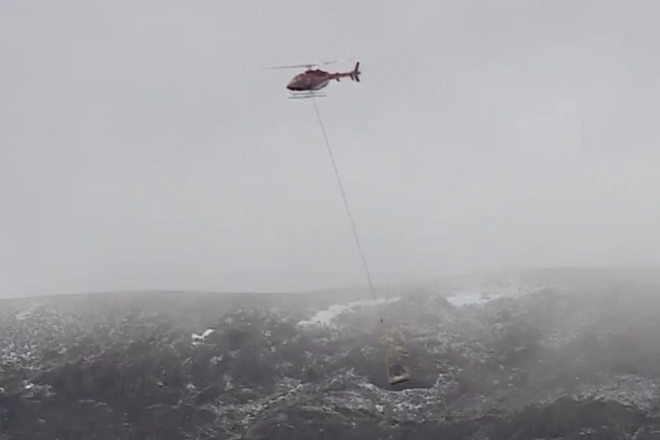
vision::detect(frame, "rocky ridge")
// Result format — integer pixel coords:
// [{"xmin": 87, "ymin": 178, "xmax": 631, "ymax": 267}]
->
[{"xmin": 1, "ymin": 268, "xmax": 660, "ymax": 439}]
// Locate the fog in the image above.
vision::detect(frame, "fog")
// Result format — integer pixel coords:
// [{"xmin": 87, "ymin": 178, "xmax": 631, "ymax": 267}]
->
[{"xmin": 2, "ymin": 0, "xmax": 660, "ymax": 297}]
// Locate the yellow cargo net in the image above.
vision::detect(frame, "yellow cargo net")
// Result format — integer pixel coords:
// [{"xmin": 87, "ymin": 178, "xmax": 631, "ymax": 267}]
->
[{"xmin": 379, "ymin": 320, "xmax": 411, "ymax": 385}]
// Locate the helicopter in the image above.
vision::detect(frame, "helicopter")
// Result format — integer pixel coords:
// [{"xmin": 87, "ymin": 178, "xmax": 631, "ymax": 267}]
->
[{"xmin": 266, "ymin": 60, "xmax": 362, "ymax": 99}]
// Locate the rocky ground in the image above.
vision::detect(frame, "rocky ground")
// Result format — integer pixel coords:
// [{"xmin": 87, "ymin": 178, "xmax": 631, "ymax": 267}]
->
[{"xmin": 2, "ymin": 267, "xmax": 660, "ymax": 439}]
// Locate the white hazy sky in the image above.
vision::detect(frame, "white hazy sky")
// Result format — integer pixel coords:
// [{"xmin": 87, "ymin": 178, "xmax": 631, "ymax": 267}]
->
[{"xmin": 2, "ymin": 0, "xmax": 660, "ymax": 297}]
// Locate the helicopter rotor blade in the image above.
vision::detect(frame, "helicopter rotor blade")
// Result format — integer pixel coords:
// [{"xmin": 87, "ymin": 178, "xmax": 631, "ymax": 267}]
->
[
  {"xmin": 263, "ymin": 58, "xmax": 354, "ymax": 71},
  {"xmin": 316, "ymin": 58, "xmax": 354, "ymax": 66},
  {"xmin": 263, "ymin": 64, "xmax": 314, "ymax": 70}
]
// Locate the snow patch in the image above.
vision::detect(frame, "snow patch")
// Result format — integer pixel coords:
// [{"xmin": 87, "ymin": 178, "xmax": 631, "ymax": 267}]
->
[
  {"xmin": 443, "ymin": 277, "xmax": 562, "ymax": 306},
  {"xmin": 15, "ymin": 302, "xmax": 41, "ymax": 321},
  {"xmin": 447, "ymin": 292, "xmax": 501, "ymax": 307},
  {"xmin": 298, "ymin": 297, "xmax": 401, "ymax": 327},
  {"xmin": 192, "ymin": 328, "xmax": 215, "ymax": 342}
]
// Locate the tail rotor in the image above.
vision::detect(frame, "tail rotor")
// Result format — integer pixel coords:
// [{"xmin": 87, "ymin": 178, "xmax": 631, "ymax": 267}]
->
[{"xmin": 350, "ymin": 62, "xmax": 361, "ymax": 82}]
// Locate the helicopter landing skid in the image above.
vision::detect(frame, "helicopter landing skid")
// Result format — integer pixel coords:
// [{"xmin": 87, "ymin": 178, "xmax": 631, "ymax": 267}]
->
[{"xmin": 288, "ymin": 92, "xmax": 326, "ymax": 100}]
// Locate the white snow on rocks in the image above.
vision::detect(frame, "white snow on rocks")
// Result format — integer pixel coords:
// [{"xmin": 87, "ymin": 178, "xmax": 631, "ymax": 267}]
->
[
  {"xmin": 15, "ymin": 301, "xmax": 41, "ymax": 320},
  {"xmin": 446, "ymin": 292, "xmax": 497, "ymax": 307},
  {"xmin": 298, "ymin": 297, "xmax": 401, "ymax": 328},
  {"xmin": 574, "ymin": 375, "xmax": 660, "ymax": 412},
  {"xmin": 192, "ymin": 328, "xmax": 215, "ymax": 342},
  {"xmin": 439, "ymin": 274, "xmax": 567, "ymax": 307}
]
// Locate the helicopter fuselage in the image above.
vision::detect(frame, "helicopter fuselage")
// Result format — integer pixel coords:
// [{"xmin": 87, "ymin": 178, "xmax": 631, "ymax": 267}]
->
[
  {"xmin": 280, "ymin": 62, "xmax": 361, "ymax": 98},
  {"xmin": 286, "ymin": 70, "xmax": 333, "ymax": 91}
]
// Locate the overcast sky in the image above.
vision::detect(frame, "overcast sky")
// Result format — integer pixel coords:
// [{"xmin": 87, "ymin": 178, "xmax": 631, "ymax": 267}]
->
[{"xmin": 2, "ymin": 0, "xmax": 660, "ymax": 297}]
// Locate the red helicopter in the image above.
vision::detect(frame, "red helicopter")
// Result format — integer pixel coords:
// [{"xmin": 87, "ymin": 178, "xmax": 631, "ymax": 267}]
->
[{"xmin": 266, "ymin": 60, "xmax": 362, "ymax": 99}]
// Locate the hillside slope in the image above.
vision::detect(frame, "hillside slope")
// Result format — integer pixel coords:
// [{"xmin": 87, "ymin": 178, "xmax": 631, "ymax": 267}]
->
[{"xmin": 1, "ymin": 268, "xmax": 660, "ymax": 439}]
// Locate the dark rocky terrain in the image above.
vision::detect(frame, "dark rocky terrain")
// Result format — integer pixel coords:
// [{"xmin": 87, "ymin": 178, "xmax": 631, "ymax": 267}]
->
[{"xmin": 2, "ymin": 267, "xmax": 660, "ymax": 439}]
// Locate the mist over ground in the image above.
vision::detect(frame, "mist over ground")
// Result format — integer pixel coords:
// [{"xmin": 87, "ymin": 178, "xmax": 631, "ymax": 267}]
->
[
  {"xmin": 2, "ymin": 268, "xmax": 660, "ymax": 439},
  {"xmin": 3, "ymin": 1, "xmax": 660, "ymax": 298}
]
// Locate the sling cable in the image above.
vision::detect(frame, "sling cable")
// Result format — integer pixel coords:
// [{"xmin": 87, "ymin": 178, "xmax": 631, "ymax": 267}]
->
[{"xmin": 310, "ymin": 96, "xmax": 410, "ymax": 386}]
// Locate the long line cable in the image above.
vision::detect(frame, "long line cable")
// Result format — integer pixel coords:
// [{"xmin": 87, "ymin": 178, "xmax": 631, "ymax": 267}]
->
[
  {"xmin": 312, "ymin": 95, "xmax": 409, "ymax": 385},
  {"xmin": 310, "ymin": 96, "xmax": 377, "ymax": 299},
  {"xmin": 311, "ymin": 96, "xmax": 405, "ymax": 383}
]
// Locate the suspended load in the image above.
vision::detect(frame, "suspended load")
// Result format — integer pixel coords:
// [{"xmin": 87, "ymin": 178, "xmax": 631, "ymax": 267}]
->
[
  {"xmin": 388, "ymin": 363, "xmax": 411, "ymax": 385},
  {"xmin": 381, "ymin": 323, "xmax": 412, "ymax": 386}
]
